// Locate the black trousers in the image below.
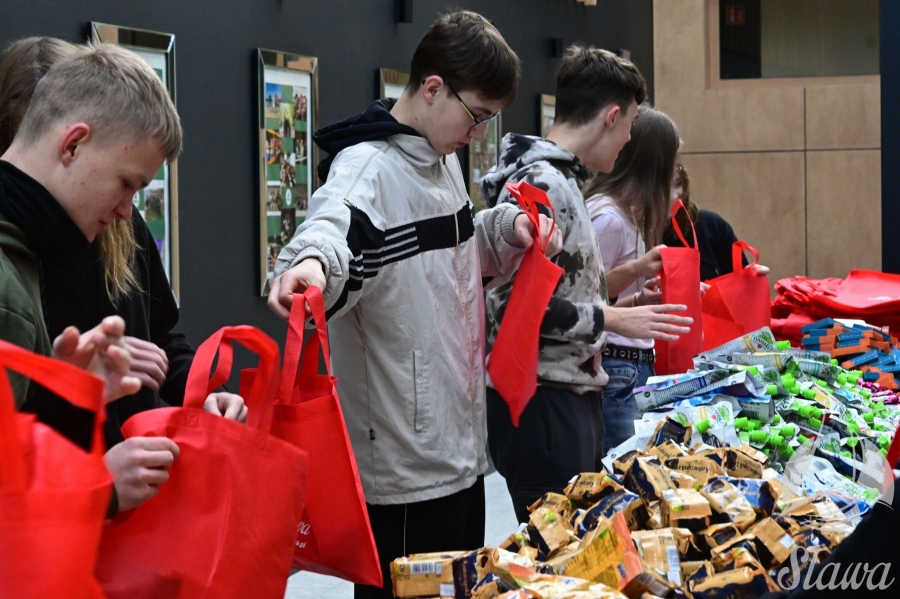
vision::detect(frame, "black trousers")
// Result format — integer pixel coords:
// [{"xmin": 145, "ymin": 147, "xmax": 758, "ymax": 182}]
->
[
  {"xmin": 354, "ymin": 475, "xmax": 485, "ymax": 599},
  {"xmin": 487, "ymin": 386, "xmax": 605, "ymax": 524}
]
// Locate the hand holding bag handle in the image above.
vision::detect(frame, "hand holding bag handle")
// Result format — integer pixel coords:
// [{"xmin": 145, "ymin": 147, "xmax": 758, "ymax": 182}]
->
[
  {"xmin": 278, "ymin": 287, "xmax": 331, "ymax": 403},
  {"xmin": 0, "ymin": 340, "xmax": 106, "ymax": 491},
  {"xmin": 184, "ymin": 326, "xmax": 281, "ymax": 433},
  {"xmin": 670, "ymin": 199, "xmax": 698, "ymax": 250},
  {"xmin": 511, "ymin": 180, "xmax": 558, "ymax": 253},
  {"xmin": 732, "ymin": 240, "xmax": 760, "ymax": 273}
]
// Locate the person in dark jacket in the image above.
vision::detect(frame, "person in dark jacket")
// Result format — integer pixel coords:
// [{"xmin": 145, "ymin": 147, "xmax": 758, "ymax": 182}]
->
[
  {"xmin": 0, "ymin": 38, "xmax": 245, "ymax": 513},
  {"xmin": 663, "ymin": 162, "xmax": 770, "ymax": 281}
]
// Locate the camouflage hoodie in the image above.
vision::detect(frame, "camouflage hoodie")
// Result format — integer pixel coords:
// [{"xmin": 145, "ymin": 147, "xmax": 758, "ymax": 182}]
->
[{"xmin": 481, "ymin": 133, "xmax": 610, "ymax": 393}]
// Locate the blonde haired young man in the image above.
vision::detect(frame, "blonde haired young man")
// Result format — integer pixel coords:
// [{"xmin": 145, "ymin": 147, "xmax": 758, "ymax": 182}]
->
[{"xmin": 0, "ymin": 42, "xmax": 225, "ymax": 513}]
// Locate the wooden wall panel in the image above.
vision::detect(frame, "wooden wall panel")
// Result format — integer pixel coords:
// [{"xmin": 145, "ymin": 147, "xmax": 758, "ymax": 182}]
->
[
  {"xmin": 655, "ymin": 0, "xmax": 882, "ymax": 286},
  {"xmin": 805, "ymin": 83, "xmax": 882, "ymax": 150},
  {"xmin": 678, "ymin": 152, "xmax": 807, "ymax": 288},
  {"xmin": 806, "ymin": 150, "xmax": 882, "ymax": 278}
]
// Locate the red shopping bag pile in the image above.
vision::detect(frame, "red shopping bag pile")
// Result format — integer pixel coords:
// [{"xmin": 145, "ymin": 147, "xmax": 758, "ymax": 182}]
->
[
  {"xmin": 655, "ymin": 200, "xmax": 703, "ymax": 375},
  {"xmin": 240, "ymin": 286, "xmax": 382, "ymax": 587},
  {"xmin": 487, "ymin": 181, "xmax": 564, "ymax": 426},
  {"xmin": 0, "ymin": 340, "xmax": 111, "ymax": 599},
  {"xmin": 771, "ymin": 270, "xmax": 900, "ymax": 345},
  {"xmin": 700, "ymin": 240, "xmax": 771, "ymax": 350},
  {"xmin": 95, "ymin": 326, "xmax": 308, "ymax": 599}
]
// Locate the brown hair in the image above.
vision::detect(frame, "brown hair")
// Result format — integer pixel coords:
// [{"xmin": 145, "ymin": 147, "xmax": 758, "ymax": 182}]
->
[
  {"xmin": 0, "ymin": 38, "xmax": 144, "ymax": 304},
  {"xmin": 407, "ymin": 11, "xmax": 520, "ymax": 105},
  {"xmin": 582, "ymin": 105, "xmax": 680, "ymax": 248},
  {"xmin": 663, "ymin": 162, "xmax": 700, "ymax": 248},
  {"xmin": 554, "ymin": 44, "xmax": 647, "ymax": 127},
  {"xmin": 0, "ymin": 37, "xmax": 77, "ymax": 155}
]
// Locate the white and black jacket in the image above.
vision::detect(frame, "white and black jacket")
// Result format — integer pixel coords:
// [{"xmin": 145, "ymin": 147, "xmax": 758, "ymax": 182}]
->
[{"xmin": 276, "ymin": 112, "xmax": 523, "ymax": 505}]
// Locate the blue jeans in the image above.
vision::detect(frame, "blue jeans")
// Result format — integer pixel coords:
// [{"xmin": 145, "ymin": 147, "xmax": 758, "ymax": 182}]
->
[{"xmin": 600, "ymin": 358, "xmax": 655, "ymax": 455}]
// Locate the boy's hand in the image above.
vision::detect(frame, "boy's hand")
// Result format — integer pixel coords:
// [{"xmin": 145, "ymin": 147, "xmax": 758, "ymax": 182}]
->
[
  {"xmin": 268, "ymin": 258, "xmax": 326, "ymax": 320},
  {"xmin": 637, "ymin": 246, "xmax": 665, "ymax": 278},
  {"xmin": 123, "ymin": 337, "xmax": 169, "ymax": 391},
  {"xmin": 603, "ymin": 304, "xmax": 693, "ymax": 342},
  {"xmin": 639, "ymin": 277, "xmax": 662, "ymax": 305},
  {"xmin": 513, "ymin": 213, "xmax": 563, "ymax": 257},
  {"xmin": 51, "ymin": 316, "xmax": 141, "ymax": 404},
  {"xmin": 203, "ymin": 392, "xmax": 248, "ymax": 423},
  {"xmin": 105, "ymin": 437, "xmax": 180, "ymax": 512},
  {"xmin": 752, "ymin": 264, "xmax": 770, "ymax": 276}
]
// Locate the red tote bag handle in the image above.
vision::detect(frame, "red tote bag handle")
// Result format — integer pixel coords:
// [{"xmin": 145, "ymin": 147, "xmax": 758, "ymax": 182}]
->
[
  {"xmin": 732, "ymin": 240, "xmax": 760, "ymax": 273},
  {"xmin": 670, "ymin": 199, "xmax": 698, "ymax": 249},
  {"xmin": 0, "ymin": 339, "xmax": 106, "ymax": 491},
  {"xmin": 184, "ymin": 326, "xmax": 281, "ymax": 433},
  {"xmin": 507, "ymin": 181, "xmax": 558, "ymax": 253},
  {"xmin": 278, "ymin": 287, "xmax": 331, "ymax": 402}
]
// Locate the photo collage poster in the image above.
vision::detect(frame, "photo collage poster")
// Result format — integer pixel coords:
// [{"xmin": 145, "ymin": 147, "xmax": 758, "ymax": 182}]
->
[
  {"xmin": 468, "ymin": 118, "xmax": 500, "ymax": 211},
  {"xmin": 131, "ymin": 49, "xmax": 172, "ymax": 284},
  {"xmin": 263, "ymin": 67, "xmax": 312, "ymax": 294}
]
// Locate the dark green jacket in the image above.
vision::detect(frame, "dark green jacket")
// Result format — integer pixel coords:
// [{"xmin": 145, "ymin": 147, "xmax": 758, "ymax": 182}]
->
[{"xmin": 0, "ymin": 209, "xmax": 51, "ymax": 406}]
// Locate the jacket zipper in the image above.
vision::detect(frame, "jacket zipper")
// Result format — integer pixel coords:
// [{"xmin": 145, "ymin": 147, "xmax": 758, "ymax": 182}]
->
[{"xmin": 342, "ymin": 149, "xmax": 383, "ymax": 209}]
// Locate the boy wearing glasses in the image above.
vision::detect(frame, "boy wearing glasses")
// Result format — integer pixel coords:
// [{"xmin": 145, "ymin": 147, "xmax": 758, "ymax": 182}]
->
[
  {"xmin": 268, "ymin": 11, "xmax": 557, "ymax": 598},
  {"xmin": 480, "ymin": 45, "xmax": 693, "ymax": 523}
]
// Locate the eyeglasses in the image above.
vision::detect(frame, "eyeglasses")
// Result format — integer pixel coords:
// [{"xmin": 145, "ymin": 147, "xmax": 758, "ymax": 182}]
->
[{"xmin": 445, "ymin": 82, "xmax": 499, "ymax": 130}]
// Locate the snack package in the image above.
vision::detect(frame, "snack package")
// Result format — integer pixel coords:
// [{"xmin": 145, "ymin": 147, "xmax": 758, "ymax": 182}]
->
[
  {"xmin": 392, "ymin": 552, "xmax": 466, "ymax": 598},
  {"xmin": 747, "ymin": 518, "xmax": 796, "ymax": 569},
  {"xmin": 565, "ymin": 474, "xmax": 620, "ymax": 507},
  {"xmin": 554, "ymin": 512, "xmax": 664, "ymax": 596},
  {"xmin": 719, "ymin": 476, "xmax": 778, "ymax": 517},
  {"xmin": 645, "ymin": 418, "xmax": 692, "ymax": 451},
  {"xmin": 573, "ymin": 488, "xmax": 648, "ymax": 537},
  {"xmin": 700, "ymin": 478, "xmax": 757, "ymax": 532},
  {"xmin": 647, "ymin": 440, "xmax": 688, "ymax": 462},
  {"xmin": 710, "ymin": 538, "xmax": 764, "ymax": 572},
  {"xmin": 689, "ymin": 566, "xmax": 775, "ymax": 599},
  {"xmin": 471, "ymin": 573, "xmax": 516, "ymax": 599},
  {"xmin": 695, "ymin": 327, "xmax": 779, "ymax": 361},
  {"xmin": 624, "ymin": 458, "xmax": 677, "ymax": 505},
  {"xmin": 631, "ymin": 529, "xmax": 684, "ymax": 587},
  {"xmin": 528, "ymin": 509, "xmax": 575, "ymax": 560},
  {"xmin": 530, "ymin": 492, "xmax": 576, "ymax": 521},
  {"xmin": 483, "ymin": 548, "xmax": 537, "ymax": 587},
  {"xmin": 659, "ymin": 488, "xmax": 712, "ymax": 532},
  {"xmin": 664, "ymin": 455, "xmax": 725, "ymax": 487},
  {"xmin": 668, "ymin": 468, "xmax": 700, "ymax": 489},
  {"xmin": 451, "ymin": 549, "xmax": 490, "ymax": 599}
]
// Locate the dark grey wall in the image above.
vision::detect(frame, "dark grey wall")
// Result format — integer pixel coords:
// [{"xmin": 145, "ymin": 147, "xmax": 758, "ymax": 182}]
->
[{"xmin": 0, "ymin": 0, "xmax": 653, "ymax": 353}]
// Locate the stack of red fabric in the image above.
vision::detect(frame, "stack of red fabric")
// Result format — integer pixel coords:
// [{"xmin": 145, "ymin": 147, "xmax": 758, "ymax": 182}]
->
[{"xmin": 771, "ymin": 270, "xmax": 900, "ymax": 345}]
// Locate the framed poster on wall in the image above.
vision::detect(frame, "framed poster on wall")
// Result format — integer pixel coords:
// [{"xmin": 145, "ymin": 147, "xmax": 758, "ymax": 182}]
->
[
  {"xmin": 468, "ymin": 115, "xmax": 501, "ymax": 211},
  {"xmin": 379, "ymin": 68, "xmax": 409, "ymax": 100},
  {"xmin": 540, "ymin": 94, "xmax": 556, "ymax": 138},
  {"xmin": 90, "ymin": 23, "xmax": 179, "ymax": 298},
  {"xmin": 258, "ymin": 49, "xmax": 318, "ymax": 296}
]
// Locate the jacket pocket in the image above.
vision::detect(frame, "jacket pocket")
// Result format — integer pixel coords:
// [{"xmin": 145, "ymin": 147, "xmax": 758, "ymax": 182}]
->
[{"xmin": 413, "ymin": 349, "xmax": 431, "ymax": 433}]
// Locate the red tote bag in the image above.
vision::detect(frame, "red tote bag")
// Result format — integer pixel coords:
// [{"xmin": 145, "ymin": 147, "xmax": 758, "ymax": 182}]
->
[
  {"xmin": 95, "ymin": 326, "xmax": 308, "ymax": 599},
  {"xmin": 701, "ymin": 240, "xmax": 771, "ymax": 351},
  {"xmin": 655, "ymin": 200, "xmax": 703, "ymax": 375},
  {"xmin": 0, "ymin": 340, "xmax": 110, "ymax": 599},
  {"xmin": 487, "ymin": 181, "xmax": 564, "ymax": 426},
  {"xmin": 240, "ymin": 287, "xmax": 382, "ymax": 587}
]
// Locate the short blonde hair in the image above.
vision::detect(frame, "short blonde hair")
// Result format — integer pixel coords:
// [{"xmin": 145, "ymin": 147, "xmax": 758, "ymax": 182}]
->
[{"xmin": 16, "ymin": 42, "xmax": 182, "ymax": 162}]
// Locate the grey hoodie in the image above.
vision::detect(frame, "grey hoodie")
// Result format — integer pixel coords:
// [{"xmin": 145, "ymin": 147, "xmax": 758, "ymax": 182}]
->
[{"xmin": 481, "ymin": 133, "xmax": 610, "ymax": 393}]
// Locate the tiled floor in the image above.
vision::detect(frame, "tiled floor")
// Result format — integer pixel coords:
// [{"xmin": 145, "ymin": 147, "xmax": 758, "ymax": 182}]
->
[{"xmin": 284, "ymin": 471, "xmax": 518, "ymax": 598}]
